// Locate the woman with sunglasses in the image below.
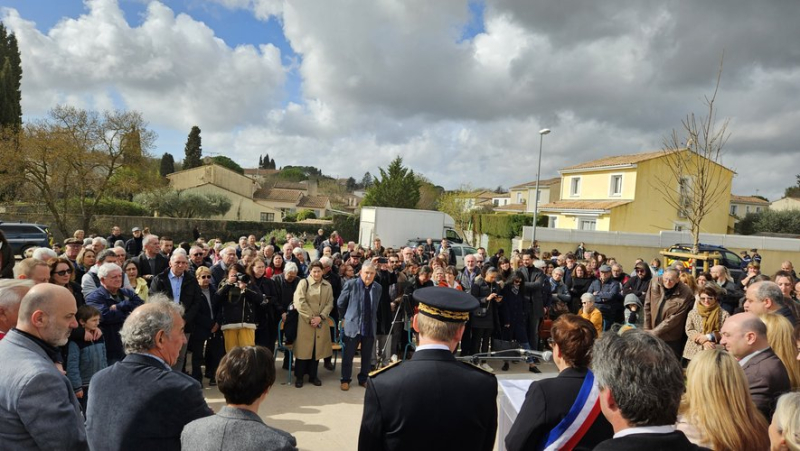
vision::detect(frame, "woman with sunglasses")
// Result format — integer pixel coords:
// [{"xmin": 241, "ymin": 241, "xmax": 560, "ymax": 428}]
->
[
  {"xmin": 195, "ymin": 266, "xmax": 223, "ymax": 385},
  {"xmin": 122, "ymin": 259, "xmax": 149, "ymax": 303},
  {"xmin": 498, "ymin": 274, "xmax": 536, "ymax": 372},
  {"xmin": 682, "ymin": 285, "xmax": 729, "ymax": 365},
  {"xmin": 48, "ymin": 257, "xmax": 85, "ymax": 308}
]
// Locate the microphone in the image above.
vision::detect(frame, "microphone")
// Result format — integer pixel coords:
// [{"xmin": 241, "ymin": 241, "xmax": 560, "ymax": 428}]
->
[{"xmin": 519, "ymin": 349, "xmax": 553, "ymax": 362}]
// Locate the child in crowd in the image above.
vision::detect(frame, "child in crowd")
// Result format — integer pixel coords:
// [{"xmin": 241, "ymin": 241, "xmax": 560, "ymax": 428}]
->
[
  {"xmin": 623, "ymin": 293, "xmax": 643, "ymax": 328},
  {"xmin": 67, "ymin": 305, "xmax": 108, "ymax": 413}
]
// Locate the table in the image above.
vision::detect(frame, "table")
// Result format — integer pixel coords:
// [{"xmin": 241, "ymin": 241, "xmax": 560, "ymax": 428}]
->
[{"xmin": 497, "ymin": 379, "xmax": 535, "ymax": 451}]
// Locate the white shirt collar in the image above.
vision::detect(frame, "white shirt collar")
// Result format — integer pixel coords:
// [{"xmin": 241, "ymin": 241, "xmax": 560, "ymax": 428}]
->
[
  {"xmin": 738, "ymin": 347, "xmax": 769, "ymax": 367},
  {"xmin": 415, "ymin": 344, "xmax": 451, "ymax": 352},
  {"xmin": 614, "ymin": 425, "xmax": 675, "ymax": 438}
]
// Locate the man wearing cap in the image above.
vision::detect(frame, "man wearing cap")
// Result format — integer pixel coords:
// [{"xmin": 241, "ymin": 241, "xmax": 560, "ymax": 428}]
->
[
  {"xmin": 358, "ymin": 286, "xmax": 497, "ymax": 451},
  {"xmin": 125, "ymin": 227, "xmax": 144, "ymax": 257},
  {"xmin": 588, "ymin": 264, "xmax": 622, "ymax": 331},
  {"xmin": 62, "ymin": 238, "xmax": 85, "ymax": 279}
]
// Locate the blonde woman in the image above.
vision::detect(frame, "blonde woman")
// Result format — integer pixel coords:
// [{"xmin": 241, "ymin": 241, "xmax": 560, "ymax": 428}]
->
[
  {"xmin": 770, "ymin": 392, "xmax": 800, "ymax": 451},
  {"xmin": 759, "ymin": 313, "xmax": 800, "ymax": 390},
  {"xmin": 679, "ymin": 272, "xmax": 697, "ymax": 296},
  {"xmin": 677, "ymin": 349, "xmax": 769, "ymax": 450},
  {"xmin": 682, "ymin": 285, "xmax": 729, "ymax": 363}
]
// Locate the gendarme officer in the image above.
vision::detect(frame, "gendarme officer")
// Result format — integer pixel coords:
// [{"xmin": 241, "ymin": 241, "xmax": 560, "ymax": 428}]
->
[{"xmin": 358, "ymin": 287, "xmax": 498, "ymax": 451}]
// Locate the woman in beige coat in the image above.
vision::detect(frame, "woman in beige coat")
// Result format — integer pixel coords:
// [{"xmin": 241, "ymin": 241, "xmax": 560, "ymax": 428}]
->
[{"xmin": 293, "ymin": 260, "xmax": 334, "ymax": 388}]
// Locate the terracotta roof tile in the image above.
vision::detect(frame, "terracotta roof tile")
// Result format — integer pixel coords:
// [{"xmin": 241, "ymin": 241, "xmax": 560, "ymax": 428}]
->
[
  {"xmin": 254, "ymin": 188, "xmax": 303, "ymax": 202},
  {"xmin": 298, "ymin": 195, "xmax": 330, "ymax": 209},
  {"xmin": 731, "ymin": 195, "xmax": 769, "ymax": 204},
  {"xmin": 509, "ymin": 177, "xmax": 561, "ymax": 189},
  {"xmin": 562, "ymin": 150, "xmax": 675, "ymax": 171}
]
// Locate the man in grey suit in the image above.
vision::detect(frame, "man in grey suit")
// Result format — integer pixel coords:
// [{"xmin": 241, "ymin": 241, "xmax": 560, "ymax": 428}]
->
[
  {"xmin": 720, "ymin": 312, "xmax": 790, "ymax": 420},
  {"xmin": 0, "ymin": 283, "xmax": 89, "ymax": 450},
  {"xmin": 86, "ymin": 296, "xmax": 213, "ymax": 451},
  {"xmin": 182, "ymin": 346, "xmax": 297, "ymax": 451}
]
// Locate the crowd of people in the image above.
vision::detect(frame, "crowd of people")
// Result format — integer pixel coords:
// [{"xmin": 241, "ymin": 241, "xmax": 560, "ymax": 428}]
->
[{"xmin": 1, "ymin": 225, "xmax": 800, "ymax": 450}]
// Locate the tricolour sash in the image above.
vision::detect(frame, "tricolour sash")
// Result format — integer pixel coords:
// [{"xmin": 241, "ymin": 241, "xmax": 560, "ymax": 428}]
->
[{"xmin": 539, "ymin": 369, "xmax": 602, "ymax": 451}]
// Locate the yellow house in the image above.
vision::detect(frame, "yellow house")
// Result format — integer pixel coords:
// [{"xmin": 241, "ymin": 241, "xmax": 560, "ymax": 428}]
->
[
  {"xmin": 728, "ymin": 195, "xmax": 769, "ymax": 233},
  {"xmin": 498, "ymin": 177, "xmax": 561, "ymax": 214},
  {"xmin": 539, "ymin": 149, "xmax": 734, "ymax": 233},
  {"xmin": 770, "ymin": 197, "xmax": 800, "ymax": 212},
  {"xmin": 167, "ymin": 164, "xmax": 330, "ymax": 222}
]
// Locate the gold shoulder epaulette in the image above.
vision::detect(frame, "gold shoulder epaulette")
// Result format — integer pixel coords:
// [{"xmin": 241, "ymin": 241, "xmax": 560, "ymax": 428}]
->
[{"xmin": 369, "ymin": 360, "xmax": 401, "ymax": 377}]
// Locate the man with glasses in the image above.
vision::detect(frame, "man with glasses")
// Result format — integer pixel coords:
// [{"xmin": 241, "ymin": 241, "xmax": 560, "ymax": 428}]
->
[
  {"xmin": 643, "ymin": 268, "xmax": 694, "ymax": 359},
  {"xmin": 188, "ymin": 245, "xmax": 211, "ymax": 274},
  {"xmin": 150, "ymin": 253, "xmax": 204, "ymax": 372}
]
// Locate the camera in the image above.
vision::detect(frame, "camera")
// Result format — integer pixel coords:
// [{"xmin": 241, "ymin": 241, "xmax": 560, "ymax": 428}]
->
[
  {"xmin": 377, "ymin": 257, "xmax": 388, "ymax": 264},
  {"xmin": 235, "ymin": 273, "xmax": 250, "ymax": 284}
]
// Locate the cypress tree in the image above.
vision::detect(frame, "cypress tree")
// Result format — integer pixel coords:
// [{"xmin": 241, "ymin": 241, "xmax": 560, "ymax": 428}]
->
[
  {"xmin": 160, "ymin": 153, "xmax": 175, "ymax": 177},
  {"xmin": 183, "ymin": 125, "xmax": 202, "ymax": 169}
]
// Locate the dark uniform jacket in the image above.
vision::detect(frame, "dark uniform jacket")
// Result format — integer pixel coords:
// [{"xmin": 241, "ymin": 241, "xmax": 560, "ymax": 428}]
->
[
  {"xmin": 594, "ymin": 431, "xmax": 710, "ymax": 451},
  {"xmin": 358, "ymin": 348, "xmax": 497, "ymax": 451},
  {"xmin": 150, "ymin": 269, "xmax": 203, "ymax": 334},
  {"xmin": 505, "ymin": 367, "xmax": 613, "ymax": 451}
]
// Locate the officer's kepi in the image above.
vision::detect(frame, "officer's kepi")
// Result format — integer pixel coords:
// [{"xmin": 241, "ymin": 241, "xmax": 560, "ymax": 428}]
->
[{"xmin": 414, "ymin": 286, "xmax": 479, "ymax": 322}]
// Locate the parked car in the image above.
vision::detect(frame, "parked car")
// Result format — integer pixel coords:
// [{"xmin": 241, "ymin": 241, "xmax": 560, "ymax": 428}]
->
[
  {"xmin": 405, "ymin": 238, "xmax": 477, "ymax": 270},
  {"xmin": 0, "ymin": 221, "xmax": 52, "ymax": 257},
  {"xmin": 662, "ymin": 243, "xmax": 744, "ymax": 279}
]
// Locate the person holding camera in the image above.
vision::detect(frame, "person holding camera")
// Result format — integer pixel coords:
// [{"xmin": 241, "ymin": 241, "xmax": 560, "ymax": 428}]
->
[{"xmin": 217, "ymin": 263, "xmax": 261, "ymax": 352}]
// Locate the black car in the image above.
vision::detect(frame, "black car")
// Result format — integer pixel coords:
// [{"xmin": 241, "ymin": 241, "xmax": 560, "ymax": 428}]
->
[
  {"xmin": 0, "ymin": 221, "xmax": 52, "ymax": 256},
  {"xmin": 663, "ymin": 243, "xmax": 744, "ymax": 279}
]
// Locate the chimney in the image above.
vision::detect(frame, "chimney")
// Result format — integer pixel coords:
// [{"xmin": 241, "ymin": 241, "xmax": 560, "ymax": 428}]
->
[{"xmin": 308, "ymin": 179, "xmax": 318, "ymax": 197}]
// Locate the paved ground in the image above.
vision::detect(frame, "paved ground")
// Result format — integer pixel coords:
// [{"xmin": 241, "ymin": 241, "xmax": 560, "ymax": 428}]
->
[{"xmin": 200, "ymin": 354, "xmax": 559, "ymax": 451}]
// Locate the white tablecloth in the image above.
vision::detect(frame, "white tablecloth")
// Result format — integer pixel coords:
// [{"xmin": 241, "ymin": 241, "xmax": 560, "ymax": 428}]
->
[{"xmin": 496, "ymin": 379, "xmax": 535, "ymax": 451}]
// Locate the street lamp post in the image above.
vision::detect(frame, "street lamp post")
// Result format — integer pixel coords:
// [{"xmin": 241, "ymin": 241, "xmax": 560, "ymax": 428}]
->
[{"xmin": 531, "ymin": 128, "xmax": 551, "ymax": 254}]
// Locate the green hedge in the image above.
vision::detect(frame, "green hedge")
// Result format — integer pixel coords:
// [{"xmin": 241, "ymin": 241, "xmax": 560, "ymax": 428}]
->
[{"xmin": 473, "ymin": 214, "xmax": 534, "ymax": 239}]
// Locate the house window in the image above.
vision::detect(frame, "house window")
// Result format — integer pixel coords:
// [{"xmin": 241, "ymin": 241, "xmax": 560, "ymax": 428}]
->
[
  {"xmin": 730, "ymin": 205, "xmax": 738, "ymax": 216},
  {"xmin": 746, "ymin": 206, "xmax": 750, "ymax": 214},
  {"xmin": 516, "ymin": 192, "xmax": 523, "ymax": 203},
  {"xmin": 260, "ymin": 212, "xmax": 275, "ymax": 222},
  {"xmin": 570, "ymin": 177, "xmax": 581, "ymax": 197},
  {"xmin": 493, "ymin": 199, "xmax": 499, "ymax": 207},
  {"xmin": 548, "ymin": 216, "xmax": 557, "ymax": 228},
  {"xmin": 609, "ymin": 175, "xmax": 623, "ymax": 196},
  {"xmin": 578, "ymin": 218, "xmax": 596, "ymax": 230},
  {"xmin": 756, "ymin": 207, "xmax": 761, "ymax": 213}
]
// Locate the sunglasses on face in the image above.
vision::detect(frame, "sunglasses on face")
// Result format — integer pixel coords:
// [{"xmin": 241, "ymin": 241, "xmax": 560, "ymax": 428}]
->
[
  {"xmin": 193, "ymin": 253, "xmax": 204, "ymax": 256},
  {"xmin": 199, "ymin": 275, "xmax": 211, "ymax": 279},
  {"xmin": 53, "ymin": 269, "xmax": 73, "ymax": 276}
]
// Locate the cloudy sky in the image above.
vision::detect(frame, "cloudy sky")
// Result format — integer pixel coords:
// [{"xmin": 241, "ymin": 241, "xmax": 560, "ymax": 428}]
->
[{"xmin": 3, "ymin": 0, "xmax": 799, "ymax": 200}]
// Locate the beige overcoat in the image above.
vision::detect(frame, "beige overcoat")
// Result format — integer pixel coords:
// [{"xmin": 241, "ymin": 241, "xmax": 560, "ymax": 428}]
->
[{"xmin": 292, "ymin": 276, "xmax": 334, "ymax": 360}]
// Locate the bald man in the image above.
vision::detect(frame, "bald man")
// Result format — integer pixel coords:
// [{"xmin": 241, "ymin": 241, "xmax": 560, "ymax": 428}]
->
[
  {"xmin": 720, "ymin": 312, "xmax": 790, "ymax": 420},
  {"xmin": 0, "ymin": 279, "xmax": 35, "ymax": 341},
  {"xmin": 0, "ymin": 284, "xmax": 88, "ymax": 450}
]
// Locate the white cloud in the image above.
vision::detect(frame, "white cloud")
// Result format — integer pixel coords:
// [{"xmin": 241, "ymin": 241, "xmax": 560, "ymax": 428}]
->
[
  {"xmin": 3, "ymin": 0, "xmax": 286, "ymax": 130},
  {"xmin": 4, "ymin": 0, "xmax": 800, "ymax": 202}
]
